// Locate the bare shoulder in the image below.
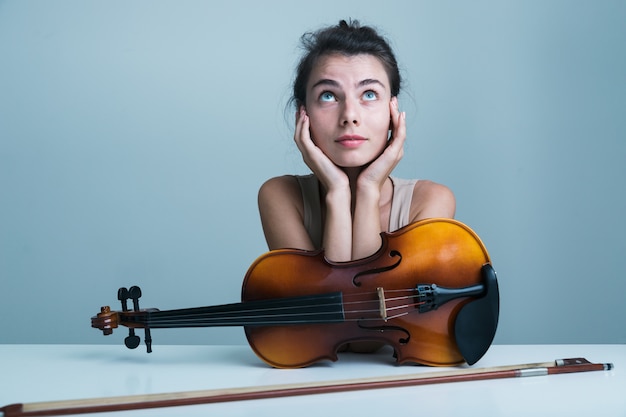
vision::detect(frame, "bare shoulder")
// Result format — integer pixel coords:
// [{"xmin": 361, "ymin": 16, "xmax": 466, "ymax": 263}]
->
[
  {"xmin": 258, "ymin": 175, "xmax": 303, "ymax": 216},
  {"xmin": 410, "ymin": 180, "xmax": 456, "ymax": 221},
  {"xmin": 259, "ymin": 175, "xmax": 300, "ymax": 199},
  {"xmin": 258, "ymin": 175, "xmax": 314, "ymax": 250}
]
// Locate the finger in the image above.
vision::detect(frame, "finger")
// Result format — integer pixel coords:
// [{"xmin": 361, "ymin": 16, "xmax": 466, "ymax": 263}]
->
[
  {"xmin": 388, "ymin": 98, "xmax": 406, "ymax": 151},
  {"xmin": 294, "ymin": 107, "xmax": 304, "ymax": 137},
  {"xmin": 299, "ymin": 113, "xmax": 313, "ymax": 148},
  {"xmin": 294, "ymin": 108, "xmax": 309, "ymax": 152},
  {"xmin": 294, "ymin": 111, "xmax": 321, "ymax": 167}
]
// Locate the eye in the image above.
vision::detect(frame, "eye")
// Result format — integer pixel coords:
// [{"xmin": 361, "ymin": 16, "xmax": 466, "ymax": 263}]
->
[
  {"xmin": 362, "ymin": 90, "xmax": 378, "ymax": 101},
  {"xmin": 319, "ymin": 92, "xmax": 336, "ymax": 102}
]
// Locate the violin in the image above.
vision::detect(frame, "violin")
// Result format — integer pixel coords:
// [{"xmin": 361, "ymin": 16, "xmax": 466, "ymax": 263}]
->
[{"xmin": 92, "ymin": 218, "xmax": 499, "ymax": 368}]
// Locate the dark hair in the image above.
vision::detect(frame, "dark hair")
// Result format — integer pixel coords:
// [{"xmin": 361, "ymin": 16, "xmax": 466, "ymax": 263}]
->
[{"xmin": 292, "ymin": 19, "xmax": 401, "ymax": 108}]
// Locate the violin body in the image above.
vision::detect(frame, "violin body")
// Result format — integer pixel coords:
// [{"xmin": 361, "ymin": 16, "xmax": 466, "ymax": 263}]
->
[
  {"xmin": 242, "ymin": 218, "xmax": 497, "ymax": 368},
  {"xmin": 92, "ymin": 218, "xmax": 499, "ymax": 369}
]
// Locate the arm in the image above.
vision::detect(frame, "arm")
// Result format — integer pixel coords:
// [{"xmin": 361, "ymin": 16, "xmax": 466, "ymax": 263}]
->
[
  {"xmin": 258, "ymin": 111, "xmax": 354, "ymax": 260},
  {"xmin": 258, "ymin": 173, "xmax": 357, "ymax": 262},
  {"xmin": 352, "ymin": 98, "xmax": 406, "ymax": 259},
  {"xmin": 293, "ymin": 109, "xmax": 353, "ymax": 261}
]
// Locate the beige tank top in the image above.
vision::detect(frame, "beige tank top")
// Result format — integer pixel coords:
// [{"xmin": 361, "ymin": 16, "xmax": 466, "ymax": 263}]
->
[{"xmin": 295, "ymin": 175, "xmax": 417, "ymax": 249}]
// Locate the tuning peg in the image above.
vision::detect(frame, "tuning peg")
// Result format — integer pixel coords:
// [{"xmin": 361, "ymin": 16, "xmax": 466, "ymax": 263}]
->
[
  {"xmin": 144, "ymin": 328, "xmax": 153, "ymax": 353},
  {"xmin": 128, "ymin": 286, "xmax": 142, "ymax": 311},
  {"xmin": 117, "ymin": 287, "xmax": 130, "ymax": 311},
  {"xmin": 124, "ymin": 329, "xmax": 141, "ymax": 349},
  {"xmin": 116, "ymin": 286, "xmax": 153, "ymax": 353}
]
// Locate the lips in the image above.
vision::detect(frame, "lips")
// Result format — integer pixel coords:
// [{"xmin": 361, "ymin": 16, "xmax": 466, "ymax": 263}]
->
[{"xmin": 336, "ymin": 134, "xmax": 367, "ymax": 148}]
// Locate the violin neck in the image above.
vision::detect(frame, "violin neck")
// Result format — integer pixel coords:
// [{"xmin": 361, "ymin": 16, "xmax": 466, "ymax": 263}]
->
[{"xmin": 130, "ymin": 292, "xmax": 346, "ymax": 329}]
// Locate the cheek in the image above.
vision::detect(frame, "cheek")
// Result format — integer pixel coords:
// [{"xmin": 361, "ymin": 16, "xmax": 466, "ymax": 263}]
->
[
  {"xmin": 373, "ymin": 112, "xmax": 392, "ymax": 137},
  {"xmin": 306, "ymin": 118, "xmax": 319, "ymax": 143},
  {"xmin": 306, "ymin": 113, "xmax": 327, "ymax": 142}
]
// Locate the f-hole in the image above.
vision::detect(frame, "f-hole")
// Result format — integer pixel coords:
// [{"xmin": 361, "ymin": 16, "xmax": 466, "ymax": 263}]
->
[
  {"xmin": 352, "ymin": 250, "xmax": 402, "ymax": 287},
  {"xmin": 357, "ymin": 320, "xmax": 411, "ymax": 345}
]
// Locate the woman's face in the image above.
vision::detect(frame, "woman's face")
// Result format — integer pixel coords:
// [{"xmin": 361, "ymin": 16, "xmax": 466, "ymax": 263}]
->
[{"xmin": 304, "ymin": 53, "xmax": 393, "ymax": 168}]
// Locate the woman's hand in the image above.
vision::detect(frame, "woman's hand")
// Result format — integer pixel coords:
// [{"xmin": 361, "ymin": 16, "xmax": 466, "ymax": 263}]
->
[
  {"xmin": 294, "ymin": 107, "xmax": 349, "ymax": 193},
  {"xmin": 294, "ymin": 107, "xmax": 353, "ymax": 261},
  {"xmin": 357, "ymin": 97, "xmax": 406, "ymax": 192},
  {"xmin": 351, "ymin": 97, "xmax": 406, "ymax": 260}
]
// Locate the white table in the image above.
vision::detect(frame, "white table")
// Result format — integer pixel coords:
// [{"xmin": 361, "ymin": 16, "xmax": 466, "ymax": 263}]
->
[{"xmin": 1, "ymin": 344, "xmax": 624, "ymax": 416}]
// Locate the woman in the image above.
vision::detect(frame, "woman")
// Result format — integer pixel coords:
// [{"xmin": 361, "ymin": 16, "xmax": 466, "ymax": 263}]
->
[{"xmin": 259, "ymin": 20, "xmax": 455, "ymax": 263}]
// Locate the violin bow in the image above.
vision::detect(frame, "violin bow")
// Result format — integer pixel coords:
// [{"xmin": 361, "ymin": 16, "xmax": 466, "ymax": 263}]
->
[{"xmin": 1, "ymin": 357, "xmax": 613, "ymax": 417}]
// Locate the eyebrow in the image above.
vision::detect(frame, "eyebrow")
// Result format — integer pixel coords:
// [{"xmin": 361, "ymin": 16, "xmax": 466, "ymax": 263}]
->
[
  {"xmin": 311, "ymin": 78, "xmax": 387, "ymax": 90},
  {"xmin": 359, "ymin": 78, "xmax": 387, "ymax": 89}
]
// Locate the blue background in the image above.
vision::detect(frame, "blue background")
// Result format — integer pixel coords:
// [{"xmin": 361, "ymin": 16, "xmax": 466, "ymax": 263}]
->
[{"xmin": 1, "ymin": 0, "xmax": 624, "ymax": 347}]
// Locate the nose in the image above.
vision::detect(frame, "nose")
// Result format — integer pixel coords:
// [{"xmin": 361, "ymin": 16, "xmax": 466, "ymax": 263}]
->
[{"xmin": 340, "ymin": 98, "xmax": 360, "ymax": 127}]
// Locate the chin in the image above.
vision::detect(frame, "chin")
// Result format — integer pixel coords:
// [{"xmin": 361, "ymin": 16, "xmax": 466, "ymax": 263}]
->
[
  {"xmin": 335, "ymin": 152, "xmax": 384, "ymax": 169},
  {"xmin": 335, "ymin": 159, "xmax": 375, "ymax": 169}
]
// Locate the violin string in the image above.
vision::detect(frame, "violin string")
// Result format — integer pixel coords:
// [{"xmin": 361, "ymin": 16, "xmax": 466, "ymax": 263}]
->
[
  {"xmin": 144, "ymin": 307, "xmax": 377, "ymax": 326},
  {"xmin": 142, "ymin": 305, "xmax": 421, "ymax": 326},
  {"xmin": 141, "ymin": 289, "xmax": 422, "ymax": 327},
  {"xmin": 147, "ymin": 317, "xmax": 386, "ymax": 327},
  {"xmin": 145, "ymin": 289, "xmax": 420, "ymax": 319},
  {"xmin": 144, "ymin": 305, "xmax": 423, "ymax": 323}
]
